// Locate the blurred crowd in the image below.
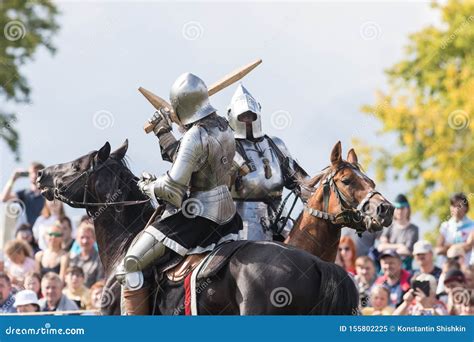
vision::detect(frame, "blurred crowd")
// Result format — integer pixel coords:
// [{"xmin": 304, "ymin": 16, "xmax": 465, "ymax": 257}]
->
[
  {"xmin": 0, "ymin": 162, "xmax": 105, "ymax": 314},
  {"xmin": 338, "ymin": 193, "xmax": 474, "ymax": 316},
  {"xmin": 0, "ymin": 162, "xmax": 473, "ymax": 316}
]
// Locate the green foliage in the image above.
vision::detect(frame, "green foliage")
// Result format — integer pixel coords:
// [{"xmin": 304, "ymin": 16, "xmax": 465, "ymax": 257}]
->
[
  {"xmin": 0, "ymin": 0, "xmax": 59, "ymax": 160},
  {"xmin": 356, "ymin": 0, "xmax": 474, "ymax": 225}
]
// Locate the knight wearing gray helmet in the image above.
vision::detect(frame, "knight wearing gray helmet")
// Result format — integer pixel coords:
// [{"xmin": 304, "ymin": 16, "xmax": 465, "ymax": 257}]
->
[
  {"xmin": 116, "ymin": 73, "xmax": 242, "ymax": 315},
  {"xmin": 227, "ymin": 84, "xmax": 310, "ymax": 241}
]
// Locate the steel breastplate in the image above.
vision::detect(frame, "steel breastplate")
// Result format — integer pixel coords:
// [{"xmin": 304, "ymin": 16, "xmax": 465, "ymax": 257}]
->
[{"xmin": 231, "ymin": 139, "xmax": 284, "ymax": 200}]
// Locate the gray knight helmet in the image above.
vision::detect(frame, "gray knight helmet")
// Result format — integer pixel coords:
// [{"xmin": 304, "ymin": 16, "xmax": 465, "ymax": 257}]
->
[
  {"xmin": 227, "ymin": 83, "xmax": 263, "ymax": 139},
  {"xmin": 169, "ymin": 73, "xmax": 217, "ymax": 126}
]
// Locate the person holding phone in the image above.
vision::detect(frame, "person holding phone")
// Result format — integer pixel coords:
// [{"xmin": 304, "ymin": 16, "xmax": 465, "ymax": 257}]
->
[
  {"xmin": 1, "ymin": 162, "xmax": 45, "ymax": 226},
  {"xmin": 393, "ymin": 273, "xmax": 447, "ymax": 315}
]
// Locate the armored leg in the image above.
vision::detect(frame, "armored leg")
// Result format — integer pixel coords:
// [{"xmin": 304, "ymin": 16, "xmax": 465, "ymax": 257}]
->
[
  {"xmin": 116, "ymin": 225, "xmax": 166, "ymax": 315},
  {"xmin": 116, "ymin": 225, "xmax": 166, "ymax": 290}
]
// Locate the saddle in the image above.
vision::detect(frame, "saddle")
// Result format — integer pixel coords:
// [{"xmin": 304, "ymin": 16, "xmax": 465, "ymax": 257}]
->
[{"xmin": 155, "ymin": 240, "xmax": 250, "ymax": 282}]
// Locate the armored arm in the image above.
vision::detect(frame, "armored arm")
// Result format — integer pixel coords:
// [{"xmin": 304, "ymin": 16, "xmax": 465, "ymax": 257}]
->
[
  {"xmin": 156, "ymin": 131, "xmax": 180, "ymax": 163},
  {"xmin": 152, "ymin": 126, "xmax": 206, "ymax": 207},
  {"xmin": 268, "ymin": 136, "xmax": 312, "ymax": 201},
  {"xmin": 150, "ymin": 109, "xmax": 180, "ymax": 163}
]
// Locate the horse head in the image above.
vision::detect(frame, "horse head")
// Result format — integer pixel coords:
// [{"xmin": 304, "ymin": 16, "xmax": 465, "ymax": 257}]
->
[
  {"xmin": 303, "ymin": 141, "xmax": 394, "ymax": 233},
  {"xmin": 36, "ymin": 140, "xmax": 132, "ymax": 209}
]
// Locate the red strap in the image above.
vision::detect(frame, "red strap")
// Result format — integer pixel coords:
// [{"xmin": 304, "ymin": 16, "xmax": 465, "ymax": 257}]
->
[{"xmin": 184, "ymin": 273, "xmax": 192, "ymax": 315}]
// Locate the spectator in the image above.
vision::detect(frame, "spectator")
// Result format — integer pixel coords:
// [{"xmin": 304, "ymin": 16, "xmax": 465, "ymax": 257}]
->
[
  {"xmin": 32, "ymin": 200, "xmax": 66, "ymax": 251},
  {"xmin": 378, "ymin": 194, "xmax": 419, "ymax": 270},
  {"xmin": 38, "ymin": 272, "xmax": 78, "ymax": 312},
  {"xmin": 341, "ymin": 227, "xmax": 382, "ymax": 258},
  {"xmin": 460, "ymin": 289, "xmax": 474, "ymax": 315},
  {"xmin": 4, "ymin": 239, "xmax": 35, "ymax": 287},
  {"xmin": 15, "ymin": 224, "xmax": 40, "ymax": 254},
  {"xmin": 339, "ymin": 236, "xmax": 357, "ymax": 275},
  {"xmin": 65, "ymin": 223, "xmax": 104, "ymax": 288},
  {"xmin": 464, "ymin": 266, "xmax": 474, "ymax": 289},
  {"xmin": 24, "ymin": 272, "xmax": 42, "ymax": 299},
  {"xmin": 375, "ymin": 249, "xmax": 411, "ymax": 307},
  {"xmin": 444, "ymin": 269, "xmax": 468, "ymax": 315},
  {"xmin": 13, "ymin": 290, "xmax": 40, "ymax": 313},
  {"xmin": 354, "ymin": 256, "xmax": 376, "ymax": 307},
  {"xmin": 60, "ymin": 217, "xmax": 75, "ymax": 252},
  {"xmin": 63, "ymin": 266, "xmax": 90, "ymax": 309},
  {"xmin": 0, "ymin": 162, "xmax": 45, "ymax": 226},
  {"xmin": 87, "ymin": 280, "xmax": 105, "ymax": 311},
  {"xmin": 0, "ymin": 273, "xmax": 16, "ymax": 313},
  {"xmin": 436, "ymin": 258, "xmax": 461, "ymax": 300},
  {"xmin": 394, "ymin": 273, "xmax": 447, "ymax": 316},
  {"xmin": 361, "ymin": 285, "xmax": 394, "ymax": 315},
  {"xmin": 436, "ymin": 193, "xmax": 474, "ymax": 263},
  {"xmin": 446, "ymin": 244, "xmax": 467, "ymax": 270},
  {"xmin": 411, "ymin": 240, "xmax": 442, "ymax": 281},
  {"xmin": 34, "ymin": 222, "xmax": 68, "ymax": 278},
  {"xmin": 69, "ymin": 218, "xmax": 98, "ymax": 257}
]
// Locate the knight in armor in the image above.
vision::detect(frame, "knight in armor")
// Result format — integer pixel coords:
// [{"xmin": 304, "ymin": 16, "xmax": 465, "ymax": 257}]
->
[
  {"xmin": 226, "ymin": 84, "xmax": 310, "ymax": 241},
  {"xmin": 116, "ymin": 73, "xmax": 242, "ymax": 314}
]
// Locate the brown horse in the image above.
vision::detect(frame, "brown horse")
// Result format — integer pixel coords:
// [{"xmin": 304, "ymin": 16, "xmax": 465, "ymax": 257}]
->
[
  {"xmin": 285, "ymin": 141, "xmax": 393, "ymax": 262},
  {"xmin": 36, "ymin": 140, "xmax": 392, "ymax": 315}
]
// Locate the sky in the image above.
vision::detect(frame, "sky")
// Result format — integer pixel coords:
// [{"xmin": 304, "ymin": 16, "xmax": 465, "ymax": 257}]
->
[{"xmin": 1, "ymin": 0, "xmax": 439, "ymax": 232}]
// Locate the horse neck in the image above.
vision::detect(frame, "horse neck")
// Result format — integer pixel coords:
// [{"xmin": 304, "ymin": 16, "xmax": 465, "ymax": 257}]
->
[
  {"xmin": 91, "ymin": 187, "xmax": 153, "ymax": 274},
  {"xmin": 285, "ymin": 188, "xmax": 341, "ymax": 262}
]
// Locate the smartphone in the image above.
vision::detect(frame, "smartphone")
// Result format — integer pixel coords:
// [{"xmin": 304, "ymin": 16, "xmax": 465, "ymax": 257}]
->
[
  {"xmin": 18, "ymin": 171, "xmax": 29, "ymax": 177},
  {"xmin": 412, "ymin": 280, "xmax": 430, "ymax": 297}
]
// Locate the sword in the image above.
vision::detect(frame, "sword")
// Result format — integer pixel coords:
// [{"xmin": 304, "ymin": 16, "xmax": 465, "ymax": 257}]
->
[{"xmin": 140, "ymin": 58, "xmax": 262, "ymax": 133}]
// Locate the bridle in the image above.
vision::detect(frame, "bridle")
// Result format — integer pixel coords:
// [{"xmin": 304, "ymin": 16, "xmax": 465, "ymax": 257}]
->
[
  {"xmin": 304, "ymin": 163, "xmax": 381, "ymax": 233},
  {"xmin": 53, "ymin": 159, "xmax": 150, "ymax": 209}
]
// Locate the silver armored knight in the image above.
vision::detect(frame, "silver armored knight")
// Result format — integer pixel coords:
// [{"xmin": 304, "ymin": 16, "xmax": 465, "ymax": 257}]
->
[
  {"xmin": 117, "ymin": 73, "xmax": 242, "ymax": 315},
  {"xmin": 227, "ymin": 84, "xmax": 310, "ymax": 241}
]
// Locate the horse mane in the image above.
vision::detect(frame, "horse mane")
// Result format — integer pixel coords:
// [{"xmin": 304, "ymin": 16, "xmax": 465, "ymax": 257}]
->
[{"xmin": 92, "ymin": 155, "xmax": 154, "ymax": 273}]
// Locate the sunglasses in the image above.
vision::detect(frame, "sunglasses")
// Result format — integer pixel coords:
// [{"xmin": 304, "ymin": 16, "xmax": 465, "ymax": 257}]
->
[
  {"xmin": 48, "ymin": 232, "xmax": 63, "ymax": 238},
  {"xmin": 448, "ymin": 256, "xmax": 461, "ymax": 261}
]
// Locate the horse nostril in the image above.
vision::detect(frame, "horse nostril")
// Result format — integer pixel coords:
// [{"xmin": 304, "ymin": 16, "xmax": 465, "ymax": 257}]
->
[
  {"xmin": 377, "ymin": 203, "xmax": 394, "ymax": 218},
  {"xmin": 377, "ymin": 203, "xmax": 388, "ymax": 216},
  {"xmin": 36, "ymin": 170, "xmax": 43, "ymax": 182}
]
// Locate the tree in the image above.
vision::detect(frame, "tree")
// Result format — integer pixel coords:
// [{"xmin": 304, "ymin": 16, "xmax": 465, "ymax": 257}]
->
[
  {"xmin": 356, "ymin": 0, "xmax": 474, "ymax": 226},
  {"xmin": 0, "ymin": 0, "xmax": 59, "ymax": 160}
]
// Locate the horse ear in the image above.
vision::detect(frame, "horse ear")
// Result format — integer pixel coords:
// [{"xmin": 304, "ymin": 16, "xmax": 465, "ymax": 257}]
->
[
  {"xmin": 96, "ymin": 142, "xmax": 111, "ymax": 163},
  {"xmin": 330, "ymin": 141, "xmax": 342, "ymax": 167},
  {"xmin": 347, "ymin": 148, "xmax": 358, "ymax": 164},
  {"xmin": 111, "ymin": 139, "xmax": 128, "ymax": 160}
]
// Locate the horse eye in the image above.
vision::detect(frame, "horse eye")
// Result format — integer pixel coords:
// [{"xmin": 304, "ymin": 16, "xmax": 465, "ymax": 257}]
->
[
  {"xmin": 341, "ymin": 178, "xmax": 351, "ymax": 185},
  {"xmin": 72, "ymin": 164, "xmax": 80, "ymax": 171}
]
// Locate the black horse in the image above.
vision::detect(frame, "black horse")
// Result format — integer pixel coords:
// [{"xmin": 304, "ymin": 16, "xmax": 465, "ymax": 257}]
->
[{"xmin": 37, "ymin": 140, "xmax": 359, "ymax": 315}]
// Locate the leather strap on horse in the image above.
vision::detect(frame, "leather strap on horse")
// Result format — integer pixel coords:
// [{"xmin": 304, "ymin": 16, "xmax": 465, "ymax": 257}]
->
[{"xmin": 304, "ymin": 163, "xmax": 381, "ymax": 234}]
